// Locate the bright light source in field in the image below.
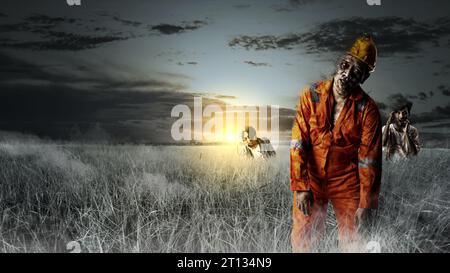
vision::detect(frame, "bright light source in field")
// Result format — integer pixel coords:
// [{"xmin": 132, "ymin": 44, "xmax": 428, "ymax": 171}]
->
[
  {"xmin": 226, "ymin": 132, "xmax": 239, "ymax": 142},
  {"xmin": 171, "ymin": 97, "xmax": 279, "ymax": 145},
  {"xmin": 208, "ymin": 131, "xmax": 240, "ymax": 143}
]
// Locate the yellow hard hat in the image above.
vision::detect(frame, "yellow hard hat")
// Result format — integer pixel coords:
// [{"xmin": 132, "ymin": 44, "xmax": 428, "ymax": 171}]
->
[{"xmin": 348, "ymin": 34, "xmax": 377, "ymax": 72}]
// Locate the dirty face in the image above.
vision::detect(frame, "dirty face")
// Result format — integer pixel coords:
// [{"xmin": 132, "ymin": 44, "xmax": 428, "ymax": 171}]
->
[
  {"xmin": 333, "ymin": 55, "xmax": 368, "ymax": 97},
  {"xmin": 247, "ymin": 139, "xmax": 259, "ymax": 148},
  {"xmin": 394, "ymin": 107, "xmax": 410, "ymax": 127},
  {"xmin": 242, "ymin": 131, "xmax": 249, "ymax": 142},
  {"xmin": 242, "ymin": 131, "xmax": 258, "ymax": 147}
]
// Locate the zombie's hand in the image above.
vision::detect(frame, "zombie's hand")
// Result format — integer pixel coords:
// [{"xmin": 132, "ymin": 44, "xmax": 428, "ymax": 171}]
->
[
  {"xmin": 403, "ymin": 119, "xmax": 418, "ymax": 156},
  {"xmin": 296, "ymin": 190, "xmax": 314, "ymax": 216},
  {"xmin": 404, "ymin": 119, "xmax": 410, "ymax": 133},
  {"xmin": 355, "ymin": 208, "xmax": 372, "ymax": 229}
]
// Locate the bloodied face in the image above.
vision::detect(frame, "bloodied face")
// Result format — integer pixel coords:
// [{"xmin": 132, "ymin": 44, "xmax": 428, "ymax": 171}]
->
[
  {"xmin": 242, "ymin": 127, "xmax": 258, "ymax": 148},
  {"xmin": 394, "ymin": 107, "xmax": 410, "ymax": 127},
  {"xmin": 333, "ymin": 55, "xmax": 369, "ymax": 97}
]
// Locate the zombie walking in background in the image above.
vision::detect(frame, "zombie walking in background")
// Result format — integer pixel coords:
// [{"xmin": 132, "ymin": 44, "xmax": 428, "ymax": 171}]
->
[
  {"xmin": 290, "ymin": 34, "xmax": 382, "ymax": 252},
  {"xmin": 382, "ymin": 101, "xmax": 421, "ymax": 161},
  {"xmin": 239, "ymin": 126, "xmax": 276, "ymax": 159}
]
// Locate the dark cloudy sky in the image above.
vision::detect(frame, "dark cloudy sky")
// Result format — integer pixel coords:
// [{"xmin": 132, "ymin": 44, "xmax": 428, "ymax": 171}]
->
[{"xmin": 0, "ymin": 0, "xmax": 449, "ymax": 144}]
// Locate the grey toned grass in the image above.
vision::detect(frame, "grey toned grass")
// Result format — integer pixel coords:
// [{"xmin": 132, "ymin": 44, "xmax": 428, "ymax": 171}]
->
[{"xmin": 0, "ymin": 140, "xmax": 448, "ymax": 253}]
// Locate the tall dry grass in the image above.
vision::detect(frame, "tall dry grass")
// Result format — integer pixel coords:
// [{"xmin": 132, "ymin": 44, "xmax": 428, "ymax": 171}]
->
[{"xmin": 0, "ymin": 139, "xmax": 448, "ymax": 253}]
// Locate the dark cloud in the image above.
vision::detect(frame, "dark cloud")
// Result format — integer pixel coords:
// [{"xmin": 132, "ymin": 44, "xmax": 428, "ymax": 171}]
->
[
  {"xmin": 418, "ymin": 92, "xmax": 429, "ymax": 101},
  {"xmin": 91, "ymin": 12, "xmax": 144, "ymax": 29},
  {"xmin": 0, "ymin": 13, "xmax": 132, "ymax": 51},
  {"xmin": 411, "ymin": 103, "xmax": 450, "ymax": 123},
  {"xmin": 0, "ymin": 52, "xmax": 95, "ymax": 84},
  {"xmin": 0, "ymin": 37, "xmax": 13, "ymax": 43},
  {"xmin": 432, "ymin": 104, "xmax": 450, "ymax": 116},
  {"xmin": 271, "ymin": 0, "xmax": 318, "ymax": 12},
  {"xmin": 244, "ymin": 61, "xmax": 271, "ymax": 67},
  {"xmin": 0, "ymin": 52, "xmax": 44, "ymax": 81},
  {"xmin": 151, "ymin": 24, "xmax": 184, "ymax": 35},
  {"xmin": 289, "ymin": 0, "xmax": 316, "ymax": 4},
  {"xmin": 176, "ymin": 61, "xmax": 198, "ymax": 66},
  {"xmin": 150, "ymin": 20, "xmax": 208, "ymax": 35},
  {"xmin": 438, "ymin": 85, "xmax": 450, "ymax": 97},
  {"xmin": 0, "ymin": 52, "xmax": 187, "ymax": 92},
  {"xmin": 230, "ymin": 34, "xmax": 302, "ymax": 51},
  {"xmin": 0, "ymin": 13, "xmax": 7, "ymax": 17},
  {"xmin": 93, "ymin": 26, "xmax": 108, "ymax": 32},
  {"xmin": 229, "ymin": 16, "xmax": 450, "ymax": 57},
  {"xmin": 0, "ymin": 33, "xmax": 127, "ymax": 51},
  {"xmin": 0, "ymin": 14, "xmax": 81, "ymax": 34},
  {"xmin": 0, "ymin": 22, "xmax": 37, "ymax": 34},
  {"xmin": 94, "ymin": 79, "xmax": 187, "ymax": 91},
  {"xmin": 26, "ymin": 14, "xmax": 80, "ymax": 26},
  {"xmin": 406, "ymin": 88, "xmax": 440, "ymax": 101},
  {"xmin": 112, "ymin": 16, "xmax": 142, "ymax": 27},
  {"xmin": 408, "ymin": 91, "xmax": 435, "ymax": 101},
  {"xmin": 438, "ymin": 85, "xmax": 450, "ymax": 96},
  {"xmin": 433, "ymin": 63, "xmax": 450, "ymax": 77}
]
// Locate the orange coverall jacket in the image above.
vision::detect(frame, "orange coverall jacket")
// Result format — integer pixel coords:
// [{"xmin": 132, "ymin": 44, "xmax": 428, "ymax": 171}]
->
[{"xmin": 290, "ymin": 79, "xmax": 382, "ymax": 209}]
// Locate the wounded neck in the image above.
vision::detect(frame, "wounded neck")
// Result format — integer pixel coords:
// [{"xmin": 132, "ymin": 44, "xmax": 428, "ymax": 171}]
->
[{"xmin": 332, "ymin": 84, "xmax": 349, "ymax": 102}]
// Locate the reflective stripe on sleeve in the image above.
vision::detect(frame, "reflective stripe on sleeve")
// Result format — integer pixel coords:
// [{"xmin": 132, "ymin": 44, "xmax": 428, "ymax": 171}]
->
[
  {"xmin": 290, "ymin": 139, "xmax": 309, "ymax": 150},
  {"xmin": 358, "ymin": 157, "xmax": 380, "ymax": 168}
]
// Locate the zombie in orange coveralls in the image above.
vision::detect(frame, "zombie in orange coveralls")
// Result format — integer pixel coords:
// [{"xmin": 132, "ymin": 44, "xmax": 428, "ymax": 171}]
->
[{"xmin": 290, "ymin": 34, "xmax": 382, "ymax": 252}]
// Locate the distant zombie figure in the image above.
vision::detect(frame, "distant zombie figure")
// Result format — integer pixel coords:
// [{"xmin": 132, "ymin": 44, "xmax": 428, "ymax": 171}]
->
[
  {"xmin": 239, "ymin": 126, "xmax": 276, "ymax": 159},
  {"xmin": 382, "ymin": 101, "xmax": 420, "ymax": 161}
]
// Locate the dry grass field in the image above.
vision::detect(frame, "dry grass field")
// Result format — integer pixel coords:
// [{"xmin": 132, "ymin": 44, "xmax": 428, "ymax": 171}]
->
[{"xmin": 0, "ymin": 139, "xmax": 449, "ymax": 253}]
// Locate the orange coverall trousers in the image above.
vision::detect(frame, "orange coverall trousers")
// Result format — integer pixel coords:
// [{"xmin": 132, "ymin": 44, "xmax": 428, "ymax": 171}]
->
[{"xmin": 291, "ymin": 146, "xmax": 362, "ymax": 252}]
